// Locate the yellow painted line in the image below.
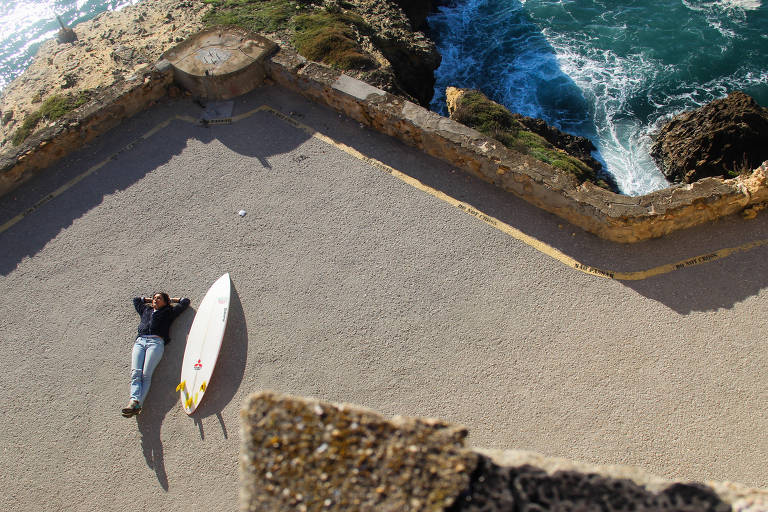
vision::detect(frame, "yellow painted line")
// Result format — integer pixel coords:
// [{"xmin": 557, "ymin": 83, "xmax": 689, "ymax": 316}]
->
[
  {"xmin": 3, "ymin": 105, "xmax": 766, "ymax": 281},
  {"xmin": 257, "ymin": 106, "xmax": 768, "ymax": 281},
  {"xmin": 0, "ymin": 115, "xmax": 192, "ymax": 234}
]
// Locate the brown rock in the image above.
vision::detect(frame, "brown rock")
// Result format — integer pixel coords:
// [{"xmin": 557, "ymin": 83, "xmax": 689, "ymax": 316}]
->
[
  {"xmin": 650, "ymin": 91, "xmax": 768, "ymax": 183},
  {"xmin": 510, "ymin": 113, "xmax": 602, "ymax": 172},
  {"xmin": 344, "ymin": 0, "xmax": 442, "ymax": 106},
  {"xmin": 391, "ymin": 0, "xmax": 437, "ymax": 31}
]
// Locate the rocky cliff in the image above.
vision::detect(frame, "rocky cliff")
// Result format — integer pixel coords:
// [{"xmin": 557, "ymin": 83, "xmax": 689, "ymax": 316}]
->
[
  {"xmin": 0, "ymin": 0, "xmax": 209, "ymax": 154},
  {"xmin": 651, "ymin": 91, "xmax": 768, "ymax": 184},
  {"xmin": 392, "ymin": 0, "xmax": 439, "ymax": 31},
  {"xmin": 445, "ymin": 86, "xmax": 616, "ymax": 191},
  {"xmin": 0, "ymin": 0, "xmax": 440, "ymax": 154},
  {"xmin": 339, "ymin": 0, "xmax": 441, "ymax": 106}
]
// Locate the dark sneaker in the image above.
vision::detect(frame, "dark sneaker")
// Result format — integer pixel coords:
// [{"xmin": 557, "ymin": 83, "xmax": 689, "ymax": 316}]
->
[{"xmin": 121, "ymin": 399, "xmax": 141, "ymax": 417}]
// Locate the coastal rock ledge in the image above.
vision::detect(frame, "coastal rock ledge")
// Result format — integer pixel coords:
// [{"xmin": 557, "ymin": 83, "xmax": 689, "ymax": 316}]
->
[
  {"xmin": 240, "ymin": 392, "xmax": 768, "ymax": 512},
  {"xmin": 651, "ymin": 91, "xmax": 768, "ymax": 184}
]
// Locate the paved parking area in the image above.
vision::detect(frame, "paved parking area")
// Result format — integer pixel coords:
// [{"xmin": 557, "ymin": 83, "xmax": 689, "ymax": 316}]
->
[{"xmin": 1, "ymin": 85, "xmax": 766, "ymax": 510}]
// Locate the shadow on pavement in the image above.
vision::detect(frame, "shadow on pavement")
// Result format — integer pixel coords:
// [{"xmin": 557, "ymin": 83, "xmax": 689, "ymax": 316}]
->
[
  {"xmin": 622, "ymin": 249, "xmax": 768, "ymax": 314},
  {"xmin": 0, "ymin": 99, "xmax": 311, "ymax": 277},
  {"xmin": 4, "ymin": 87, "xmax": 768, "ymax": 314},
  {"xmin": 135, "ymin": 306, "xmax": 195, "ymax": 491},
  {"xmin": 304, "ymin": 94, "xmax": 768, "ymax": 314}
]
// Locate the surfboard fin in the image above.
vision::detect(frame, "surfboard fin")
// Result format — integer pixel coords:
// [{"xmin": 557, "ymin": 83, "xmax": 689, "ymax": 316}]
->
[
  {"xmin": 185, "ymin": 395, "xmax": 193, "ymax": 409},
  {"xmin": 175, "ymin": 380, "xmax": 186, "ymax": 393},
  {"xmin": 201, "ymin": 381, "xmax": 207, "ymax": 392}
]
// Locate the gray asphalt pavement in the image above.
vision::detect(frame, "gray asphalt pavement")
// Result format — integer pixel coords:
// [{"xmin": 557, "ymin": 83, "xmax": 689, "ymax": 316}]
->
[{"xmin": 1, "ymin": 85, "xmax": 766, "ymax": 511}]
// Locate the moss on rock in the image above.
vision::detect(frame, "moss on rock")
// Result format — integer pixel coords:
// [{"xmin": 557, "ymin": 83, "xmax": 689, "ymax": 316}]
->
[
  {"xmin": 449, "ymin": 89, "xmax": 611, "ymax": 190},
  {"xmin": 202, "ymin": 0, "xmax": 308, "ymax": 33},
  {"xmin": 203, "ymin": 1, "xmax": 375, "ymax": 71},
  {"xmin": 11, "ymin": 91, "xmax": 91, "ymax": 146},
  {"xmin": 292, "ymin": 10, "xmax": 375, "ymax": 70}
]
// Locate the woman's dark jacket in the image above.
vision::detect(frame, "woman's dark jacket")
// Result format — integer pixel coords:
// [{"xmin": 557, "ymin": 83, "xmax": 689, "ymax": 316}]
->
[{"xmin": 133, "ymin": 297, "xmax": 191, "ymax": 344}]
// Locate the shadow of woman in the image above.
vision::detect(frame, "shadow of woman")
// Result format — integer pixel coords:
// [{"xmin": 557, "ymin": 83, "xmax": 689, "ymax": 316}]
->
[
  {"xmin": 132, "ymin": 282, "xmax": 248, "ymax": 489},
  {"xmin": 134, "ymin": 307, "xmax": 195, "ymax": 491},
  {"xmin": 188, "ymin": 283, "xmax": 249, "ymax": 440}
]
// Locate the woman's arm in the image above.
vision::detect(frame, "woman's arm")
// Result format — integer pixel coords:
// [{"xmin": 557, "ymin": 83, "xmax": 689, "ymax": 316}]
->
[
  {"xmin": 170, "ymin": 297, "xmax": 191, "ymax": 319},
  {"xmin": 133, "ymin": 297, "xmax": 147, "ymax": 314}
]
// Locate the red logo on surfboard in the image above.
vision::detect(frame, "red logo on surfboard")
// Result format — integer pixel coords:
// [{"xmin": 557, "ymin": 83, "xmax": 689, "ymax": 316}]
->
[{"xmin": 194, "ymin": 359, "xmax": 203, "ymax": 370}]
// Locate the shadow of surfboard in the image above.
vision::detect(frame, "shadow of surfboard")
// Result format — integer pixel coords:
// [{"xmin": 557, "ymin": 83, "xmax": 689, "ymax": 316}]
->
[
  {"xmin": 189, "ymin": 282, "xmax": 248, "ymax": 439},
  {"xmin": 134, "ymin": 283, "xmax": 247, "ymax": 488}
]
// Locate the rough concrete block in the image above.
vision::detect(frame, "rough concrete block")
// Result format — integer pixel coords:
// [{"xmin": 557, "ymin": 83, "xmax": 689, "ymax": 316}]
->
[
  {"xmin": 332, "ymin": 74, "xmax": 386, "ymax": 102},
  {"xmin": 239, "ymin": 393, "xmax": 768, "ymax": 512},
  {"xmin": 239, "ymin": 391, "xmax": 476, "ymax": 512}
]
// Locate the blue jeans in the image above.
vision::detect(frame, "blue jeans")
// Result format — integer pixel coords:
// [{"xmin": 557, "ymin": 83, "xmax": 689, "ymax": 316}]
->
[{"xmin": 130, "ymin": 336, "xmax": 165, "ymax": 406}]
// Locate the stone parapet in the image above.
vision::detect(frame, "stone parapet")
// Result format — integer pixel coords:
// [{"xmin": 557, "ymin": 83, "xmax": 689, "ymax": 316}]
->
[
  {"xmin": 265, "ymin": 45, "xmax": 768, "ymax": 243},
  {"xmin": 2, "ymin": 34, "xmax": 767, "ymax": 242},
  {"xmin": 0, "ymin": 62, "xmax": 173, "ymax": 198},
  {"xmin": 240, "ymin": 392, "xmax": 768, "ymax": 512}
]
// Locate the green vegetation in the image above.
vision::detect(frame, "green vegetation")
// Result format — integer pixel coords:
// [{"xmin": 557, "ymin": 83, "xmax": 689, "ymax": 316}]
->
[
  {"xmin": 202, "ymin": 0, "xmax": 308, "ymax": 33},
  {"xmin": 202, "ymin": 0, "xmax": 375, "ymax": 71},
  {"xmin": 726, "ymin": 153, "xmax": 753, "ymax": 178},
  {"xmin": 11, "ymin": 92, "xmax": 90, "ymax": 146},
  {"xmin": 292, "ymin": 11, "xmax": 374, "ymax": 70},
  {"xmin": 452, "ymin": 90, "xmax": 607, "ymax": 188}
]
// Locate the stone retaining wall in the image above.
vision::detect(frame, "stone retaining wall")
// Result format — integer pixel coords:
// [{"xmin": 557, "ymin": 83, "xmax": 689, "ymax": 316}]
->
[
  {"xmin": 240, "ymin": 392, "xmax": 768, "ymax": 512},
  {"xmin": 2, "ymin": 35, "xmax": 767, "ymax": 242},
  {"xmin": 0, "ymin": 61, "xmax": 173, "ymax": 198},
  {"xmin": 265, "ymin": 45, "xmax": 768, "ymax": 243}
]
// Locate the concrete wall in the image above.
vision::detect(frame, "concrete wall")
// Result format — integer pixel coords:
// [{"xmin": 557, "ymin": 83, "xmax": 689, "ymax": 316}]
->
[
  {"xmin": 240, "ymin": 392, "xmax": 768, "ymax": 512},
  {"xmin": 265, "ymin": 45, "xmax": 768, "ymax": 243},
  {"xmin": 2, "ymin": 34, "xmax": 767, "ymax": 242},
  {"xmin": 0, "ymin": 62, "xmax": 173, "ymax": 198},
  {"xmin": 162, "ymin": 27, "xmax": 278, "ymax": 101}
]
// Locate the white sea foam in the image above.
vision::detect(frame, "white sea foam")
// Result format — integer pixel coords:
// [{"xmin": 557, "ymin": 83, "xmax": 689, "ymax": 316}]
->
[
  {"xmin": 541, "ymin": 29, "xmax": 670, "ymax": 195},
  {"xmin": 430, "ymin": 0, "xmax": 768, "ymax": 195},
  {"xmin": 717, "ymin": 0, "xmax": 761, "ymax": 10}
]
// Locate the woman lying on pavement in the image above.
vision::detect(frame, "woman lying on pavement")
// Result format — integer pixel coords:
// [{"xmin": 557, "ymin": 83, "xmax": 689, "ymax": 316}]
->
[{"xmin": 122, "ymin": 292, "xmax": 190, "ymax": 418}]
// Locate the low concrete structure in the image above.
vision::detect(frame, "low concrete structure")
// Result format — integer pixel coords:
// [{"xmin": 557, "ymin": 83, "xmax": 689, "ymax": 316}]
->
[
  {"xmin": 240, "ymin": 392, "xmax": 768, "ymax": 512},
  {"xmin": 163, "ymin": 27, "xmax": 277, "ymax": 101}
]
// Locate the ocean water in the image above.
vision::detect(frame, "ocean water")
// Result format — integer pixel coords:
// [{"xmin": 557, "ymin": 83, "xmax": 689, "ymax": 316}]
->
[
  {"xmin": 2, "ymin": 1, "xmax": 766, "ymax": 194},
  {"xmin": 0, "ymin": 0, "xmax": 140, "ymax": 92},
  {"xmin": 428, "ymin": 0, "xmax": 768, "ymax": 195}
]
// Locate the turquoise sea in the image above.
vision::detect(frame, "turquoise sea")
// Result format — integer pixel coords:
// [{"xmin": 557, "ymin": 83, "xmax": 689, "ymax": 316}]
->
[
  {"xmin": 428, "ymin": 0, "xmax": 768, "ymax": 194},
  {"xmin": 2, "ymin": 1, "xmax": 767, "ymax": 194}
]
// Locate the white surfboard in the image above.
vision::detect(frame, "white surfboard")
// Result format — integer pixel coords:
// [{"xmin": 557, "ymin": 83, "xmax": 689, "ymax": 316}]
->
[{"xmin": 176, "ymin": 273, "xmax": 231, "ymax": 415}]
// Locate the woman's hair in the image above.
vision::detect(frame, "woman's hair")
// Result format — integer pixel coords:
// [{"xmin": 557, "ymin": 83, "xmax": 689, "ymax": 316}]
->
[{"xmin": 153, "ymin": 292, "xmax": 171, "ymax": 307}]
